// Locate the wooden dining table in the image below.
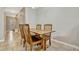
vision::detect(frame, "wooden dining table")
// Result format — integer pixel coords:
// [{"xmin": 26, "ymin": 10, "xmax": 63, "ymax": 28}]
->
[{"xmin": 30, "ymin": 28, "xmax": 55, "ymax": 50}]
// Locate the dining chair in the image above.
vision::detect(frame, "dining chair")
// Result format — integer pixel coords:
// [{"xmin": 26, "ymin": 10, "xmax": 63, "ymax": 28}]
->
[
  {"xmin": 44, "ymin": 24, "xmax": 52, "ymax": 46},
  {"xmin": 23, "ymin": 24, "xmax": 42, "ymax": 51},
  {"xmin": 36, "ymin": 24, "xmax": 42, "ymax": 30},
  {"xmin": 19, "ymin": 24, "xmax": 26, "ymax": 47},
  {"xmin": 35, "ymin": 24, "xmax": 42, "ymax": 38}
]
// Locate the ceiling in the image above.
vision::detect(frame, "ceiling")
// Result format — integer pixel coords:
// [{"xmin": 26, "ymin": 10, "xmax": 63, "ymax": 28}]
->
[{"xmin": 5, "ymin": 7, "xmax": 22, "ymax": 17}]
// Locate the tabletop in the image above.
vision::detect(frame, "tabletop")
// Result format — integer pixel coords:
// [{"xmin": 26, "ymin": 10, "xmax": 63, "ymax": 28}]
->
[{"xmin": 30, "ymin": 28, "xmax": 55, "ymax": 34}]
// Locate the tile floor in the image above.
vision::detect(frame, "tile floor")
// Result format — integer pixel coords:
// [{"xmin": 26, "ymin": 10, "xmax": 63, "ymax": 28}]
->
[{"xmin": 0, "ymin": 31, "xmax": 79, "ymax": 51}]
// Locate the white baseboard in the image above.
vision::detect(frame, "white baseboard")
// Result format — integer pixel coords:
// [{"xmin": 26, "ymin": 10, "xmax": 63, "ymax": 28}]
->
[
  {"xmin": 0, "ymin": 39, "xmax": 4, "ymax": 42},
  {"xmin": 53, "ymin": 39, "xmax": 79, "ymax": 49}
]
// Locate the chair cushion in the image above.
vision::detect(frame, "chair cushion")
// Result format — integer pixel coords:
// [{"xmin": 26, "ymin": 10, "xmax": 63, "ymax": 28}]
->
[{"xmin": 31, "ymin": 35, "xmax": 41, "ymax": 42}]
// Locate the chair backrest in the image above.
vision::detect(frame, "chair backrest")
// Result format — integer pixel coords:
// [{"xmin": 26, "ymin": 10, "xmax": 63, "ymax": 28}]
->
[
  {"xmin": 36, "ymin": 24, "xmax": 42, "ymax": 30},
  {"xmin": 19, "ymin": 24, "xmax": 25, "ymax": 39},
  {"xmin": 44, "ymin": 24, "xmax": 52, "ymax": 31},
  {"xmin": 44, "ymin": 24, "xmax": 52, "ymax": 36},
  {"xmin": 23, "ymin": 24, "xmax": 32, "ymax": 44}
]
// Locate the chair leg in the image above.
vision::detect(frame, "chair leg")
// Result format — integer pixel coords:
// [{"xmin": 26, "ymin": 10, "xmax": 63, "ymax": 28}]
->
[
  {"xmin": 20, "ymin": 39, "xmax": 22, "ymax": 45},
  {"xmin": 21, "ymin": 39, "xmax": 24, "ymax": 46},
  {"xmin": 44, "ymin": 38, "xmax": 46, "ymax": 50},
  {"xmin": 25, "ymin": 42, "xmax": 27, "ymax": 51},
  {"xmin": 23, "ymin": 40, "xmax": 26, "ymax": 47},
  {"xmin": 30, "ymin": 45, "xmax": 32, "ymax": 51},
  {"xmin": 49, "ymin": 37, "xmax": 51, "ymax": 46},
  {"xmin": 40, "ymin": 43, "xmax": 43, "ymax": 49}
]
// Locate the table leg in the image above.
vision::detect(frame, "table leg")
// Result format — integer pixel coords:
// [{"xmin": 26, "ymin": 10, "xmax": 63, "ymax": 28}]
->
[
  {"xmin": 44, "ymin": 37, "xmax": 46, "ymax": 50},
  {"xmin": 42, "ymin": 35, "xmax": 46, "ymax": 51},
  {"xmin": 42, "ymin": 38, "xmax": 44, "ymax": 50},
  {"xmin": 40, "ymin": 34, "xmax": 46, "ymax": 51}
]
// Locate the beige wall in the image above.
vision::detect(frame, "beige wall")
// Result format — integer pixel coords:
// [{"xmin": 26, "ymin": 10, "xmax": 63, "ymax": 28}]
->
[
  {"xmin": 25, "ymin": 7, "xmax": 37, "ymax": 28},
  {"xmin": 15, "ymin": 7, "xmax": 25, "ymax": 31},
  {"xmin": 16, "ymin": 8, "xmax": 25, "ymax": 24},
  {"xmin": 36, "ymin": 7, "xmax": 79, "ymax": 36},
  {"xmin": 0, "ymin": 8, "xmax": 5, "ymax": 40},
  {"xmin": 35, "ymin": 7, "xmax": 79, "ymax": 46}
]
